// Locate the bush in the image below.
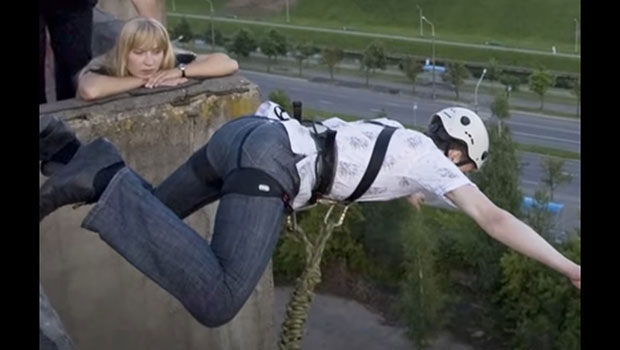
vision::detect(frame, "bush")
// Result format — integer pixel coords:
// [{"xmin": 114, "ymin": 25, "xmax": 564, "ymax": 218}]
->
[
  {"xmin": 499, "ymin": 74, "xmax": 521, "ymax": 92},
  {"xmin": 399, "ymin": 207, "xmax": 450, "ymax": 349},
  {"xmin": 273, "ymin": 204, "xmax": 367, "ymax": 283},
  {"xmin": 170, "ymin": 17, "xmax": 193, "ymax": 42},
  {"xmin": 268, "ymin": 89, "xmax": 292, "ymax": 115},
  {"xmin": 496, "ymin": 237, "xmax": 580, "ymax": 350}
]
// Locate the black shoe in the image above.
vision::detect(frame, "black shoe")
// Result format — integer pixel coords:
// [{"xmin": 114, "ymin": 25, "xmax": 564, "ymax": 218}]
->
[
  {"xmin": 39, "ymin": 115, "xmax": 81, "ymax": 176},
  {"xmin": 39, "ymin": 138, "xmax": 124, "ymax": 222}
]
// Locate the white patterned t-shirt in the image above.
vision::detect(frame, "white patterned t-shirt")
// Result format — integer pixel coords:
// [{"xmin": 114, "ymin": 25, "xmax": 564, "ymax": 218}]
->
[
  {"xmin": 255, "ymin": 101, "xmax": 473, "ymax": 209},
  {"xmin": 321, "ymin": 117, "xmax": 474, "ymax": 208}
]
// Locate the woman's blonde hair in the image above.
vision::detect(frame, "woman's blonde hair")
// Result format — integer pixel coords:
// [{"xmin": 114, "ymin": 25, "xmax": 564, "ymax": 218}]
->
[{"xmin": 85, "ymin": 17, "xmax": 175, "ymax": 77}]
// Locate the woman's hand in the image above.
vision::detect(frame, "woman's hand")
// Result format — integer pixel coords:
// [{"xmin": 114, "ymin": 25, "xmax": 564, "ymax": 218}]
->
[
  {"xmin": 154, "ymin": 77, "xmax": 189, "ymax": 87},
  {"xmin": 145, "ymin": 68, "xmax": 183, "ymax": 88}
]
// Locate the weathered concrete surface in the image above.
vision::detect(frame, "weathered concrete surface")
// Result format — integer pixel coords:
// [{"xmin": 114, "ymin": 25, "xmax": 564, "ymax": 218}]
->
[{"xmin": 39, "ymin": 75, "xmax": 277, "ymax": 350}]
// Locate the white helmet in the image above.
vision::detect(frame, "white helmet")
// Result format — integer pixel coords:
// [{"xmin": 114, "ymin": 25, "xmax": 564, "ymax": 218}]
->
[{"xmin": 429, "ymin": 107, "xmax": 489, "ymax": 169}]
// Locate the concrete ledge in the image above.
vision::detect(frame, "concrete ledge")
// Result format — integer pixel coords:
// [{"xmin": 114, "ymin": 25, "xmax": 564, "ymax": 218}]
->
[{"xmin": 40, "ymin": 75, "xmax": 276, "ymax": 350}]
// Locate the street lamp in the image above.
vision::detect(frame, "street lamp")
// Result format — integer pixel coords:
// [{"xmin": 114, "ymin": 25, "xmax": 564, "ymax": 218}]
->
[
  {"xmin": 416, "ymin": 5, "xmax": 423, "ymax": 37},
  {"xmin": 205, "ymin": 0, "xmax": 215, "ymax": 51},
  {"xmin": 574, "ymin": 18, "xmax": 579, "ymax": 53},
  {"xmin": 421, "ymin": 16, "xmax": 436, "ymax": 99},
  {"xmin": 413, "ymin": 102, "xmax": 418, "ymax": 127},
  {"xmin": 474, "ymin": 68, "xmax": 487, "ymax": 114}
]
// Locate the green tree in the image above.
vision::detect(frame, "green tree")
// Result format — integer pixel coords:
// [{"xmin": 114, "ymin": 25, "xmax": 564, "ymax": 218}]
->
[
  {"xmin": 227, "ymin": 28, "xmax": 257, "ymax": 59},
  {"xmin": 490, "ymin": 93, "xmax": 510, "ymax": 136},
  {"xmin": 171, "ymin": 17, "xmax": 193, "ymax": 43},
  {"xmin": 362, "ymin": 41, "xmax": 387, "ymax": 87},
  {"xmin": 499, "ymin": 74, "xmax": 521, "ymax": 95},
  {"xmin": 541, "ymin": 157, "xmax": 573, "ymax": 201},
  {"xmin": 268, "ymin": 29, "xmax": 288, "ymax": 62},
  {"xmin": 402, "ymin": 56, "xmax": 422, "ymax": 93},
  {"xmin": 486, "ymin": 58, "xmax": 502, "ymax": 86},
  {"xmin": 523, "ymin": 189, "xmax": 555, "ymax": 240},
  {"xmin": 473, "ymin": 124, "xmax": 522, "ymax": 216},
  {"xmin": 497, "ymin": 237, "xmax": 580, "ymax": 350},
  {"xmin": 353, "ymin": 200, "xmax": 414, "ymax": 285},
  {"xmin": 468, "ymin": 123, "xmax": 522, "ymax": 291},
  {"xmin": 292, "ymin": 42, "xmax": 316, "ymax": 77},
  {"xmin": 529, "ymin": 68, "xmax": 555, "ymax": 110},
  {"xmin": 273, "ymin": 203, "xmax": 366, "ymax": 283},
  {"xmin": 203, "ymin": 28, "xmax": 226, "ymax": 47},
  {"xmin": 321, "ymin": 46, "xmax": 344, "ymax": 81},
  {"xmin": 399, "ymin": 208, "xmax": 449, "ymax": 349},
  {"xmin": 259, "ymin": 35, "xmax": 279, "ymax": 73},
  {"xmin": 443, "ymin": 62, "xmax": 470, "ymax": 100}
]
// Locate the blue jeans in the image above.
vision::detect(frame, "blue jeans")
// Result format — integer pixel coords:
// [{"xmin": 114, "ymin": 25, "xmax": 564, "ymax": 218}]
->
[{"xmin": 82, "ymin": 117, "xmax": 301, "ymax": 327}]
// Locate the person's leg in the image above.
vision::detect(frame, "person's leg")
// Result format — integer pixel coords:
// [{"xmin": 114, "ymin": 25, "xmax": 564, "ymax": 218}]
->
[
  {"xmin": 40, "ymin": 115, "xmax": 82, "ymax": 177},
  {"xmin": 83, "ymin": 170, "xmax": 287, "ymax": 326},
  {"xmin": 79, "ymin": 118, "xmax": 300, "ymax": 326},
  {"xmin": 39, "ymin": 12, "xmax": 48, "ymax": 104},
  {"xmin": 40, "ymin": 117, "xmax": 300, "ymax": 326},
  {"xmin": 152, "ymin": 116, "xmax": 297, "ymax": 219},
  {"xmin": 39, "ymin": 137, "xmax": 126, "ymax": 222},
  {"xmin": 46, "ymin": 6, "xmax": 93, "ymax": 101},
  {"xmin": 152, "ymin": 144, "xmax": 223, "ymax": 219}
]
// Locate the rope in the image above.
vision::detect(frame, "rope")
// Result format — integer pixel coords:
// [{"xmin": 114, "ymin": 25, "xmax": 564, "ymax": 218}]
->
[{"xmin": 278, "ymin": 203, "xmax": 349, "ymax": 350}]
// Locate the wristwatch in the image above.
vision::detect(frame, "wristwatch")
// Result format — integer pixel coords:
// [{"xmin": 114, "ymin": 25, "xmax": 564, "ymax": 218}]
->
[{"xmin": 178, "ymin": 63, "xmax": 187, "ymax": 78}]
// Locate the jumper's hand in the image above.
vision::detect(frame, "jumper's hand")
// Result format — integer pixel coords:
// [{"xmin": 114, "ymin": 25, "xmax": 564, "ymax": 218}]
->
[{"xmin": 407, "ymin": 192, "xmax": 426, "ymax": 211}]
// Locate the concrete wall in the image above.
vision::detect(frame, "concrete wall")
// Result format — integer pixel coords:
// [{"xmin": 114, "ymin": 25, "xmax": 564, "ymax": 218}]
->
[{"xmin": 39, "ymin": 75, "xmax": 277, "ymax": 350}]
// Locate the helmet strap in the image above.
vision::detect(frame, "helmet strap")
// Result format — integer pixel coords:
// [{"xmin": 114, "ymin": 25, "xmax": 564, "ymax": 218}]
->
[{"xmin": 455, "ymin": 158, "xmax": 474, "ymax": 168}]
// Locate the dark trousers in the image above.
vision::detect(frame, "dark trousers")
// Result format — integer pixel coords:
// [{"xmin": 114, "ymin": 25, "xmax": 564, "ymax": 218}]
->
[{"xmin": 40, "ymin": 5, "xmax": 94, "ymax": 103}]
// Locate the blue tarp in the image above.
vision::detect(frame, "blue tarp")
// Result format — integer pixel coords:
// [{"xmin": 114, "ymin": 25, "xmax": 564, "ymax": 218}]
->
[
  {"xmin": 522, "ymin": 196, "xmax": 564, "ymax": 214},
  {"xmin": 422, "ymin": 64, "xmax": 446, "ymax": 73}
]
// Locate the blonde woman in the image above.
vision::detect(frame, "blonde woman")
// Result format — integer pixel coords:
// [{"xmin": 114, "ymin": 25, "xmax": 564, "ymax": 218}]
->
[{"xmin": 77, "ymin": 17, "xmax": 238, "ymax": 101}]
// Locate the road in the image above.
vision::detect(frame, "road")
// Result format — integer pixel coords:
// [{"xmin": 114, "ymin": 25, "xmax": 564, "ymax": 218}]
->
[
  {"xmin": 241, "ymin": 70, "xmax": 581, "ymax": 153},
  {"xmin": 240, "ymin": 70, "xmax": 581, "ymax": 232},
  {"xmin": 168, "ymin": 12, "xmax": 581, "ymax": 59}
]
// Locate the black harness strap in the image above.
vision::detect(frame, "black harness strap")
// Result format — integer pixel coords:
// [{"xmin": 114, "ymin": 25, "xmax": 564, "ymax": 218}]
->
[
  {"xmin": 225, "ymin": 117, "xmax": 295, "ymax": 213},
  {"xmin": 345, "ymin": 125, "xmax": 397, "ymax": 203},
  {"xmin": 308, "ymin": 126, "xmax": 337, "ymax": 205}
]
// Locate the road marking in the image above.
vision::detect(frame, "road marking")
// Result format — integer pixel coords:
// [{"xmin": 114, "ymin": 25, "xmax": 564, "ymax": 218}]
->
[
  {"xmin": 507, "ymin": 120, "xmax": 580, "ymax": 134},
  {"xmin": 513, "ymin": 131, "xmax": 580, "ymax": 145}
]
